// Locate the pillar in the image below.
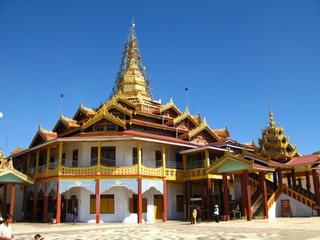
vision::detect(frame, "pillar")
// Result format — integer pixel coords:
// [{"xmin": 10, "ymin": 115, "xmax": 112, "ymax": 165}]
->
[
  {"xmin": 95, "ymin": 179, "xmax": 100, "ymax": 223},
  {"xmin": 97, "ymin": 141, "xmax": 101, "ymax": 174},
  {"xmin": 46, "ymin": 147, "xmax": 50, "ymax": 177},
  {"xmin": 298, "ymin": 178, "xmax": 302, "ymax": 188},
  {"xmin": 287, "ymin": 173, "xmax": 292, "ymax": 188},
  {"xmin": 186, "ymin": 180, "xmax": 191, "ymax": 221},
  {"xmin": 273, "ymin": 171, "xmax": 277, "ymax": 190},
  {"xmin": 43, "ymin": 182, "xmax": 48, "ymax": 223},
  {"xmin": 2, "ymin": 184, "xmax": 7, "ymax": 216},
  {"xmin": 312, "ymin": 169, "xmax": 320, "ymax": 215},
  {"xmin": 222, "ymin": 172, "xmax": 230, "ymax": 220},
  {"xmin": 58, "ymin": 142, "xmax": 63, "ymax": 175},
  {"xmin": 33, "ymin": 184, "xmax": 37, "ymax": 222},
  {"xmin": 137, "ymin": 141, "xmax": 142, "ymax": 175},
  {"xmin": 243, "ymin": 170, "xmax": 252, "ymax": 221},
  {"xmin": 183, "ymin": 154, "xmax": 187, "ymax": 170},
  {"xmin": 206, "ymin": 178, "xmax": 212, "ymax": 220},
  {"xmin": 162, "ymin": 181, "xmax": 167, "ymax": 222},
  {"xmin": 35, "ymin": 151, "xmax": 39, "ymax": 179},
  {"xmin": 161, "ymin": 144, "xmax": 166, "ymax": 176},
  {"xmin": 23, "ymin": 186, "xmax": 28, "ymax": 220},
  {"xmin": 259, "ymin": 172, "xmax": 268, "ymax": 219},
  {"xmin": 201, "ymin": 179, "xmax": 206, "ymax": 220},
  {"xmin": 137, "ymin": 179, "xmax": 142, "ymax": 223},
  {"xmin": 183, "ymin": 181, "xmax": 187, "ymax": 220},
  {"xmin": 305, "ymin": 171, "xmax": 311, "ymax": 192},
  {"xmin": 205, "ymin": 150, "xmax": 210, "ymax": 168},
  {"xmin": 291, "ymin": 169, "xmax": 297, "ymax": 188},
  {"xmin": 240, "ymin": 174, "xmax": 246, "ymax": 217},
  {"xmin": 9, "ymin": 184, "xmax": 15, "ymax": 216},
  {"xmin": 56, "ymin": 180, "xmax": 61, "ymax": 224},
  {"xmin": 277, "ymin": 169, "xmax": 283, "ymax": 186}
]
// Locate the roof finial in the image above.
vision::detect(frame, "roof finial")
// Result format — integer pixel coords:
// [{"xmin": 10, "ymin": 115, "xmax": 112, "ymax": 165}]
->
[
  {"xmin": 131, "ymin": 16, "xmax": 135, "ymax": 28},
  {"xmin": 269, "ymin": 109, "xmax": 275, "ymax": 127}
]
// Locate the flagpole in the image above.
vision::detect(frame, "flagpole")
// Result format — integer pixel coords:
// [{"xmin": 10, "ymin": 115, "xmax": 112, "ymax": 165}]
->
[{"xmin": 60, "ymin": 93, "xmax": 64, "ymax": 115}]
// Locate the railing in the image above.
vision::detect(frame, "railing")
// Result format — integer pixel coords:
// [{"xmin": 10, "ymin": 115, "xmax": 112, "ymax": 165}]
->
[
  {"xmin": 267, "ymin": 184, "xmax": 316, "ymax": 210},
  {"xmin": 48, "ymin": 161, "xmax": 58, "ymax": 169},
  {"xmin": 61, "ymin": 166, "xmax": 97, "ymax": 175},
  {"xmin": 38, "ymin": 164, "xmax": 46, "ymax": 172},
  {"xmin": 249, "ymin": 178, "xmax": 260, "ymax": 190},
  {"xmin": 267, "ymin": 185, "xmax": 282, "ymax": 209},
  {"xmin": 29, "ymin": 163, "xmax": 208, "ymax": 180},
  {"xmin": 293, "ymin": 185, "xmax": 316, "ymax": 201},
  {"xmin": 251, "ymin": 188, "xmax": 262, "ymax": 205},
  {"xmin": 100, "ymin": 165, "xmax": 138, "ymax": 175},
  {"xmin": 185, "ymin": 168, "xmax": 206, "ymax": 178},
  {"xmin": 282, "ymin": 184, "xmax": 316, "ymax": 208},
  {"xmin": 140, "ymin": 165, "xmax": 163, "ymax": 176},
  {"xmin": 165, "ymin": 169, "xmax": 185, "ymax": 180}
]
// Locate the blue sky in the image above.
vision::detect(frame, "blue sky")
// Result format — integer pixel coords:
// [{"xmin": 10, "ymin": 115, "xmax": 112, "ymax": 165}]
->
[{"xmin": 0, "ymin": 0, "xmax": 319, "ymax": 156}]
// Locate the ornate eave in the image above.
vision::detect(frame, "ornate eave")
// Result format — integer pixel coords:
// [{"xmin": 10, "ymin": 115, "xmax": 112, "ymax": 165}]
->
[
  {"xmin": 82, "ymin": 104, "xmax": 126, "ymax": 130},
  {"xmin": 111, "ymin": 92, "xmax": 137, "ymax": 109},
  {"xmin": 103, "ymin": 96, "xmax": 133, "ymax": 117},
  {"xmin": 159, "ymin": 98, "xmax": 182, "ymax": 115},
  {"xmin": 206, "ymin": 149, "xmax": 254, "ymax": 174},
  {"xmin": 0, "ymin": 153, "xmax": 34, "ymax": 184},
  {"xmin": 172, "ymin": 108, "xmax": 199, "ymax": 126},
  {"xmin": 187, "ymin": 118, "xmax": 220, "ymax": 141},
  {"xmin": 29, "ymin": 125, "xmax": 58, "ymax": 148}
]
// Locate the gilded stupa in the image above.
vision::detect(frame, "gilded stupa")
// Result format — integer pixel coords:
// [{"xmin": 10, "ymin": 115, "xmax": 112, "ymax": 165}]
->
[{"xmin": 256, "ymin": 110, "xmax": 299, "ymax": 162}]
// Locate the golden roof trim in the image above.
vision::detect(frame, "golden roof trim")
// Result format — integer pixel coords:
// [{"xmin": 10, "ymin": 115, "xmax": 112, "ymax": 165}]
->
[
  {"xmin": 188, "ymin": 118, "xmax": 220, "ymax": 141},
  {"xmin": 159, "ymin": 98, "xmax": 182, "ymax": 115},
  {"xmin": 82, "ymin": 105, "xmax": 126, "ymax": 129}
]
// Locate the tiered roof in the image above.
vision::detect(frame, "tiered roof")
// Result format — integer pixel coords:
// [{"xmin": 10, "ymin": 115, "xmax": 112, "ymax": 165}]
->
[
  {"xmin": 22, "ymin": 23, "xmax": 229, "ymax": 150},
  {"xmin": 255, "ymin": 111, "xmax": 298, "ymax": 163}
]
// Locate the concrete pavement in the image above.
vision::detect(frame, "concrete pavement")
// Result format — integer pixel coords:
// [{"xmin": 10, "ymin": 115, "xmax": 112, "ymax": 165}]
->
[{"xmin": 11, "ymin": 217, "xmax": 320, "ymax": 240}]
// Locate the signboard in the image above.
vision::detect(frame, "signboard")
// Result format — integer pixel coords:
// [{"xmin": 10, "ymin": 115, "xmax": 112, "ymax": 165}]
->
[{"xmin": 281, "ymin": 199, "xmax": 291, "ymax": 217}]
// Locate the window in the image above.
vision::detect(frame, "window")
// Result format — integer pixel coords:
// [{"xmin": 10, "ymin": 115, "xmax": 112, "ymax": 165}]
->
[
  {"xmin": 62, "ymin": 153, "xmax": 66, "ymax": 166},
  {"xmin": 101, "ymin": 147, "xmax": 116, "ymax": 167},
  {"xmin": 129, "ymin": 195, "xmax": 147, "ymax": 213},
  {"xmin": 90, "ymin": 194, "xmax": 114, "ymax": 214},
  {"xmin": 175, "ymin": 153, "xmax": 183, "ymax": 169},
  {"xmin": 176, "ymin": 195, "xmax": 184, "ymax": 212},
  {"xmin": 155, "ymin": 150, "xmax": 162, "ymax": 168},
  {"xmin": 132, "ymin": 148, "xmax": 143, "ymax": 165},
  {"xmin": 72, "ymin": 149, "xmax": 78, "ymax": 167},
  {"xmin": 91, "ymin": 147, "xmax": 98, "ymax": 166}
]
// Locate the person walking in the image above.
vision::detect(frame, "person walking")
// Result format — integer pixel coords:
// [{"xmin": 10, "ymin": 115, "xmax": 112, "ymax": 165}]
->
[
  {"xmin": 196, "ymin": 207, "xmax": 202, "ymax": 223},
  {"xmin": 71, "ymin": 207, "xmax": 78, "ymax": 224},
  {"xmin": 0, "ymin": 214, "xmax": 14, "ymax": 240},
  {"xmin": 213, "ymin": 205, "xmax": 220, "ymax": 223},
  {"xmin": 192, "ymin": 206, "xmax": 197, "ymax": 224}
]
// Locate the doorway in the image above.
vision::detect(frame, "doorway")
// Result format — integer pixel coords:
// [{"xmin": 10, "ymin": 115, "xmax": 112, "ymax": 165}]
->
[{"xmin": 154, "ymin": 195, "xmax": 163, "ymax": 220}]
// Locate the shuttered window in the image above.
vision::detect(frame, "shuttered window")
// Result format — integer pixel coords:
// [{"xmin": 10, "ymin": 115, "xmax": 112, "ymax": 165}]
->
[{"xmin": 90, "ymin": 195, "xmax": 115, "ymax": 214}]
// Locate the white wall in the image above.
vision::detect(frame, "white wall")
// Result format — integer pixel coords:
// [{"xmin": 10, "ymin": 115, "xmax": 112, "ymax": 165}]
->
[
  {"xmin": 268, "ymin": 193, "xmax": 316, "ymax": 218},
  {"xmin": 12, "ymin": 184, "xmax": 24, "ymax": 221},
  {"xmin": 167, "ymin": 183, "xmax": 184, "ymax": 220}
]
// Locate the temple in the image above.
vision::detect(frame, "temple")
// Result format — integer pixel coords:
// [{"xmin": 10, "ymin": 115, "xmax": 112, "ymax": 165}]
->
[{"xmin": 1, "ymin": 24, "xmax": 320, "ymax": 223}]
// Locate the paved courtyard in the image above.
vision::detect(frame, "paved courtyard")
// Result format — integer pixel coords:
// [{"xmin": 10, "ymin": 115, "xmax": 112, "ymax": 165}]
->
[{"xmin": 12, "ymin": 217, "xmax": 320, "ymax": 240}]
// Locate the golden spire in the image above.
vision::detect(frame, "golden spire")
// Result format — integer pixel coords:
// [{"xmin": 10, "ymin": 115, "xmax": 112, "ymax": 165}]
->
[
  {"xmin": 110, "ymin": 22, "xmax": 152, "ymax": 101},
  {"xmin": 257, "ymin": 110, "xmax": 299, "ymax": 162},
  {"xmin": 269, "ymin": 109, "xmax": 275, "ymax": 127}
]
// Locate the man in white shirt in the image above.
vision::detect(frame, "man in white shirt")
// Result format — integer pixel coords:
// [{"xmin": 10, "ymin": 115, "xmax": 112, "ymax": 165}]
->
[{"xmin": 0, "ymin": 214, "xmax": 14, "ymax": 240}]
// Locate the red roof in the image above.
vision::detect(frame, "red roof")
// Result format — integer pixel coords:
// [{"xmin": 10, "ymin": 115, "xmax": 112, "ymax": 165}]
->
[
  {"xmin": 252, "ymin": 162, "xmax": 274, "ymax": 170},
  {"xmin": 285, "ymin": 154, "xmax": 320, "ymax": 166}
]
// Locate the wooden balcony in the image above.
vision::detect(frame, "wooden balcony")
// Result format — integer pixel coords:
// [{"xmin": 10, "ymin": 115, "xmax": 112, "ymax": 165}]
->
[{"xmin": 30, "ymin": 164, "xmax": 210, "ymax": 180}]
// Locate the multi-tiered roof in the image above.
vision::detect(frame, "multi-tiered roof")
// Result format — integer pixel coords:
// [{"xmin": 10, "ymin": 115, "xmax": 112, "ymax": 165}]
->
[
  {"xmin": 29, "ymin": 23, "xmax": 230, "ymax": 148},
  {"xmin": 256, "ymin": 110, "xmax": 299, "ymax": 162}
]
